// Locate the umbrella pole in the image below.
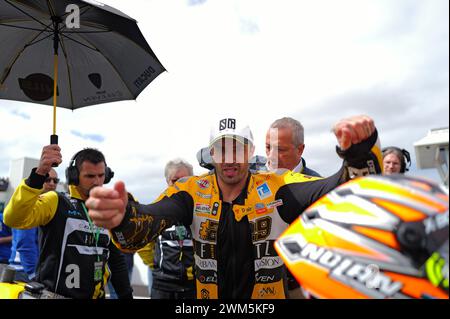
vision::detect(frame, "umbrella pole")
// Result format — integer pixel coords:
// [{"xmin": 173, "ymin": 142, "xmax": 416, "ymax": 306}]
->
[
  {"xmin": 50, "ymin": 16, "xmax": 61, "ymax": 148},
  {"xmin": 50, "ymin": 16, "xmax": 61, "ymax": 167},
  {"xmin": 51, "ymin": 53, "xmax": 58, "ymax": 146}
]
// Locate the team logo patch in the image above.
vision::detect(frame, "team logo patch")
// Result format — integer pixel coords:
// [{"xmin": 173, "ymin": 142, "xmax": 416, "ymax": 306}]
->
[
  {"xmin": 199, "ymin": 274, "xmax": 217, "ymax": 283},
  {"xmin": 195, "ymin": 203, "xmax": 211, "ymax": 214},
  {"xmin": 237, "ymin": 206, "xmax": 253, "ymax": 215},
  {"xmin": 197, "ymin": 179, "xmax": 210, "ymax": 189},
  {"xmin": 256, "ymin": 175, "xmax": 271, "ymax": 186},
  {"xmin": 255, "ymin": 203, "xmax": 267, "ymax": 214},
  {"xmin": 232, "ymin": 205, "xmax": 254, "ymax": 222},
  {"xmin": 267, "ymin": 199, "xmax": 283, "ymax": 209},
  {"xmin": 257, "ymin": 182, "xmax": 272, "ymax": 200},
  {"xmin": 196, "ymin": 191, "xmax": 212, "ymax": 199},
  {"xmin": 176, "ymin": 176, "xmax": 190, "ymax": 184},
  {"xmin": 67, "ymin": 210, "xmax": 82, "ymax": 217}
]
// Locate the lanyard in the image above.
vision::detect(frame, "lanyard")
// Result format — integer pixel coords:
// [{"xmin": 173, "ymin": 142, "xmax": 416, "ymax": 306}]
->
[
  {"xmin": 81, "ymin": 202, "xmax": 100, "ymax": 260},
  {"xmin": 175, "ymin": 225, "xmax": 186, "ymax": 261}
]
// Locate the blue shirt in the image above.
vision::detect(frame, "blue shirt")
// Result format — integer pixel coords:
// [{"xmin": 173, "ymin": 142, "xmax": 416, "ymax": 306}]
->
[
  {"xmin": 0, "ymin": 212, "xmax": 12, "ymax": 263},
  {"xmin": 9, "ymin": 228, "xmax": 39, "ymax": 279}
]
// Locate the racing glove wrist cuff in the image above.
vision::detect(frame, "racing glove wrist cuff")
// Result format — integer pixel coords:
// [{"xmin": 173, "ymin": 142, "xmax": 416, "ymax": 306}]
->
[
  {"xmin": 26, "ymin": 167, "xmax": 48, "ymax": 189},
  {"xmin": 336, "ymin": 129, "xmax": 382, "ymax": 178},
  {"xmin": 112, "ymin": 203, "xmax": 134, "ymax": 234}
]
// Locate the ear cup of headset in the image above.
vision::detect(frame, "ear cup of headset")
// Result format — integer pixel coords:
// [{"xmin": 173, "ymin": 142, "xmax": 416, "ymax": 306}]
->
[
  {"xmin": 399, "ymin": 157, "xmax": 406, "ymax": 173},
  {"xmin": 65, "ymin": 165, "xmax": 80, "ymax": 186},
  {"xmin": 401, "ymin": 149, "xmax": 411, "ymax": 172},
  {"xmin": 66, "ymin": 150, "xmax": 83, "ymax": 186},
  {"xmin": 104, "ymin": 167, "xmax": 114, "ymax": 184}
]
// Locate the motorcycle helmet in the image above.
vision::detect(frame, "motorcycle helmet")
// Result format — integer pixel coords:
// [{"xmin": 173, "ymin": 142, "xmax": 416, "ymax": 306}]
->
[{"xmin": 275, "ymin": 175, "xmax": 448, "ymax": 299}]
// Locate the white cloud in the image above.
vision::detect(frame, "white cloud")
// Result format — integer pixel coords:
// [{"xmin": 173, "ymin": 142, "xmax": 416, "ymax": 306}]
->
[{"xmin": 0, "ymin": 0, "xmax": 448, "ymax": 202}]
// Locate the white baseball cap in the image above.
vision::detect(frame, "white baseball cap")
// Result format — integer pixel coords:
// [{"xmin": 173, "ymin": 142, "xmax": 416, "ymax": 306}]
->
[{"xmin": 209, "ymin": 117, "xmax": 254, "ymax": 147}]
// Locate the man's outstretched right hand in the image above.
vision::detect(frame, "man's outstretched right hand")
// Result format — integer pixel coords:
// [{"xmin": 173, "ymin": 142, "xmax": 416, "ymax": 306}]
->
[{"xmin": 86, "ymin": 181, "xmax": 129, "ymax": 229}]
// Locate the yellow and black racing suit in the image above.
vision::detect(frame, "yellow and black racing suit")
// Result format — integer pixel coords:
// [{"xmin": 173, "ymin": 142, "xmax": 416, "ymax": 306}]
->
[
  {"xmin": 3, "ymin": 169, "xmax": 132, "ymax": 299},
  {"xmin": 111, "ymin": 131, "xmax": 383, "ymax": 299}
]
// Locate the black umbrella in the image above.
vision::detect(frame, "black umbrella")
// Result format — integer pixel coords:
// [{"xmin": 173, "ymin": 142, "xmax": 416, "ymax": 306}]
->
[{"xmin": 0, "ymin": 0, "xmax": 165, "ymax": 147}]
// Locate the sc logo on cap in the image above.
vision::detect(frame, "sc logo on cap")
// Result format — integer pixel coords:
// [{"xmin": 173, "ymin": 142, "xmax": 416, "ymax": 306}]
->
[{"xmin": 220, "ymin": 118, "xmax": 236, "ymax": 131}]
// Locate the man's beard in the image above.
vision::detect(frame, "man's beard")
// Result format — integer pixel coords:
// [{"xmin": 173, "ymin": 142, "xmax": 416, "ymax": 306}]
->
[{"xmin": 218, "ymin": 164, "xmax": 248, "ymax": 185}]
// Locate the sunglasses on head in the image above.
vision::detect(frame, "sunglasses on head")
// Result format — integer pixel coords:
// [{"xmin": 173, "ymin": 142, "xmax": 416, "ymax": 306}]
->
[{"xmin": 45, "ymin": 177, "xmax": 60, "ymax": 184}]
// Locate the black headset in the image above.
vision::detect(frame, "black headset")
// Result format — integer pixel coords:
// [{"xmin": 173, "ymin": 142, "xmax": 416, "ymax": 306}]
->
[
  {"xmin": 196, "ymin": 147, "xmax": 214, "ymax": 171},
  {"xmin": 382, "ymin": 146, "xmax": 411, "ymax": 173},
  {"xmin": 65, "ymin": 149, "xmax": 114, "ymax": 186}
]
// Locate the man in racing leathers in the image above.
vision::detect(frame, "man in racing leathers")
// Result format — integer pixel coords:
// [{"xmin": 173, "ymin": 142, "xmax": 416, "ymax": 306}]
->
[{"xmin": 86, "ymin": 115, "xmax": 382, "ymax": 299}]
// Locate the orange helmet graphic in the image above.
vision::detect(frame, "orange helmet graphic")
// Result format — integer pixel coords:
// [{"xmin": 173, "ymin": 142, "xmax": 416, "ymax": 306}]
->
[{"xmin": 275, "ymin": 175, "xmax": 449, "ymax": 299}]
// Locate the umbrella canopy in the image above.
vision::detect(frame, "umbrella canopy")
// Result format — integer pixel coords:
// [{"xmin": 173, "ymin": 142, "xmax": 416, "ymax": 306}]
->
[{"xmin": 0, "ymin": 0, "xmax": 165, "ymax": 111}]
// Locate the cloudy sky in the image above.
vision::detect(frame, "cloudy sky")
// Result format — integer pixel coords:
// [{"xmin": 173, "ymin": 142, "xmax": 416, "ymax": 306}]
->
[{"xmin": 0, "ymin": 0, "xmax": 448, "ymax": 202}]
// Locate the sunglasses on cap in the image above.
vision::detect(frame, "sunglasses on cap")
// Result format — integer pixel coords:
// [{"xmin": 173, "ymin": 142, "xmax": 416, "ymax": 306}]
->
[{"xmin": 45, "ymin": 177, "xmax": 60, "ymax": 184}]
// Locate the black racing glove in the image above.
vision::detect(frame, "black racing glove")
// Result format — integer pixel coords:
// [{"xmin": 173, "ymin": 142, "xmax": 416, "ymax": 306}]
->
[{"xmin": 336, "ymin": 129, "xmax": 383, "ymax": 179}]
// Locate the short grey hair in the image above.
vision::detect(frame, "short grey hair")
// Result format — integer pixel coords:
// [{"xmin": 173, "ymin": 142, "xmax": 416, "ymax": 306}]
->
[
  {"xmin": 164, "ymin": 158, "xmax": 194, "ymax": 182},
  {"xmin": 270, "ymin": 117, "xmax": 304, "ymax": 146}
]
